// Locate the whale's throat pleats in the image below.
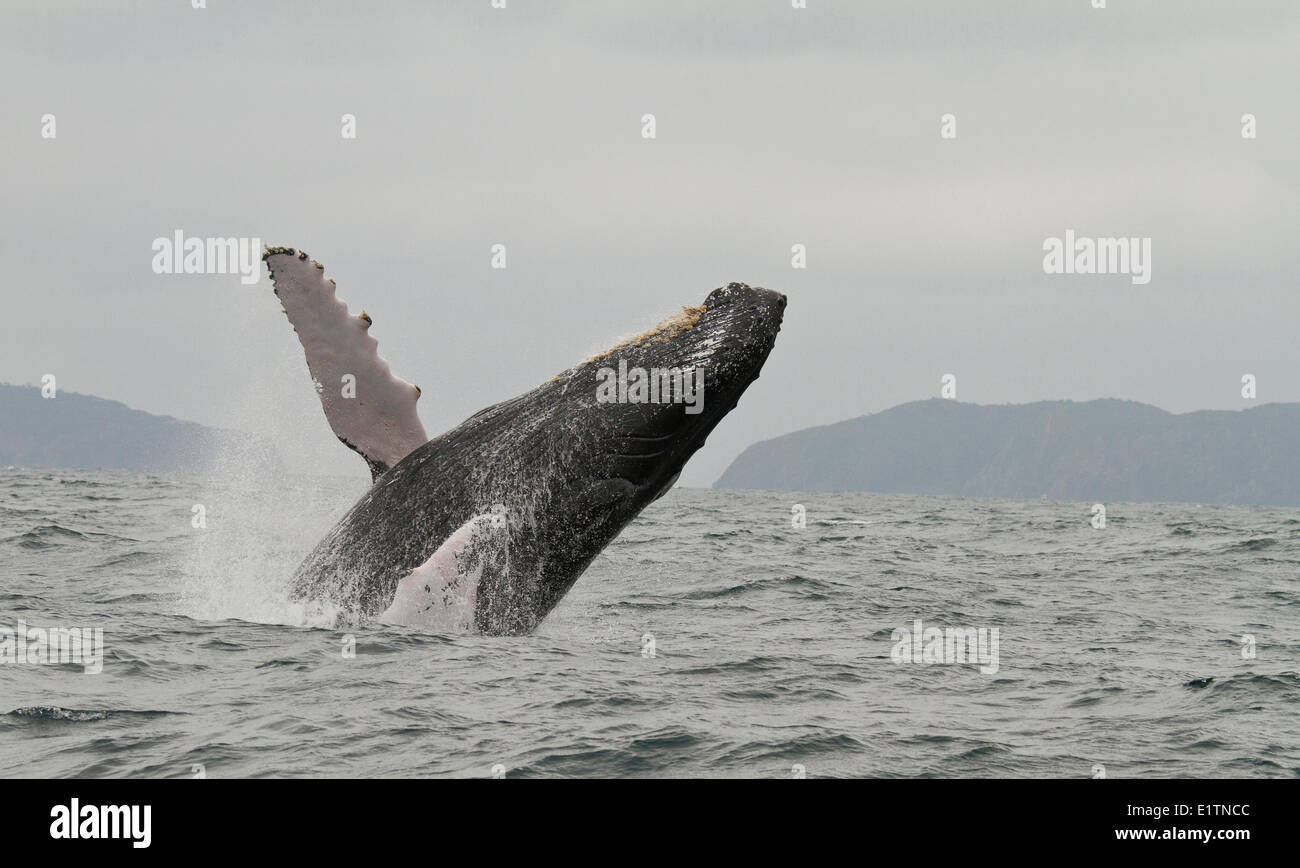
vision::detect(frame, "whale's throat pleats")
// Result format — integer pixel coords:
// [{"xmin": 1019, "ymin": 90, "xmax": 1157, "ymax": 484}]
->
[
  {"xmin": 264, "ymin": 247, "xmax": 428, "ymax": 479},
  {"xmin": 378, "ymin": 514, "xmax": 508, "ymax": 630}
]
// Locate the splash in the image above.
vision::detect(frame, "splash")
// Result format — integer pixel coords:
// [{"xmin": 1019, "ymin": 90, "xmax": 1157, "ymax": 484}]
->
[
  {"xmin": 178, "ymin": 463, "xmax": 356, "ymax": 628},
  {"xmin": 176, "ymin": 323, "xmax": 367, "ymax": 628}
]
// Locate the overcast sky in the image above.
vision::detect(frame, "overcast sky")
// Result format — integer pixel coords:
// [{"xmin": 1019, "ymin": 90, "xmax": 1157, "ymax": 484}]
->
[{"xmin": 2, "ymin": 1, "xmax": 1297, "ymax": 486}]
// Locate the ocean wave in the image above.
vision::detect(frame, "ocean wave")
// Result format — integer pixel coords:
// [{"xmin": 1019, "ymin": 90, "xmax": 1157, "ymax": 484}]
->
[{"xmin": 5, "ymin": 706, "xmax": 184, "ymax": 722}]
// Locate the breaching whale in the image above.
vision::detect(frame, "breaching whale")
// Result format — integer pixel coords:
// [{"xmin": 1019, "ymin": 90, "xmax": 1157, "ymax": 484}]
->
[{"xmin": 265, "ymin": 247, "xmax": 785, "ymax": 635}]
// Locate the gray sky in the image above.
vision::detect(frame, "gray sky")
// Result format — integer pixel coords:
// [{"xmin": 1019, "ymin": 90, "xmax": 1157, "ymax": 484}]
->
[{"xmin": 2, "ymin": 1, "xmax": 1297, "ymax": 486}]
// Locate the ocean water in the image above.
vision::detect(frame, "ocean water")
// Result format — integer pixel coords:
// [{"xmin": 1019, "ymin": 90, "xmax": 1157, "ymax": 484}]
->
[{"xmin": 0, "ymin": 467, "xmax": 1296, "ymax": 779}]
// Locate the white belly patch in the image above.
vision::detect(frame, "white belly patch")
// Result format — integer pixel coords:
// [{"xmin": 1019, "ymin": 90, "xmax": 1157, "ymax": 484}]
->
[{"xmin": 378, "ymin": 514, "xmax": 502, "ymax": 631}]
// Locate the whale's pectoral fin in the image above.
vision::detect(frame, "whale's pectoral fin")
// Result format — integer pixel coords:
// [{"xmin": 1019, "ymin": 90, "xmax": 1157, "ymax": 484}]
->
[
  {"xmin": 378, "ymin": 514, "xmax": 507, "ymax": 631},
  {"xmin": 264, "ymin": 247, "xmax": 428, "ymax": 480}
]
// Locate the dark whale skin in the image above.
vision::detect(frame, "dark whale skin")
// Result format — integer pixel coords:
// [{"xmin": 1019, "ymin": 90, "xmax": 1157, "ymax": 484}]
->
[{"xmin": 290, "ymin": 282, "xmax": 786, "ymax": 634}]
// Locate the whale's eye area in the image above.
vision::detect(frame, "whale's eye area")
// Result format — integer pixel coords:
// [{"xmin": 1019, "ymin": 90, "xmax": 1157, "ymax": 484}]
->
[{"xmin": 581, "ymin": 477, "xmax": 638, "ymax": 512}]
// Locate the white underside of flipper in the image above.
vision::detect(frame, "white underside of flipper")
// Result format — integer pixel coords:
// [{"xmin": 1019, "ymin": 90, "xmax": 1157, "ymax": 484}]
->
[
  {"xmin": 379, "ymin": 515, "xmax": 502, "ymax": 631},
  {"xmin": 264, "ymin": 247, "xmax": 428, "ymax": 476}
]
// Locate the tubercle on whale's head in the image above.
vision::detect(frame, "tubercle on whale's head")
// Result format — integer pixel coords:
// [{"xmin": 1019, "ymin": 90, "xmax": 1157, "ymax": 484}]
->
[
  {"xmin": 583, "ymin": 304, "xmax": 708, "ymax": 364},
  {"xmin": 583, "ymin": 282, "xmax": 786, "ymax": 368},
  {"xmin": 692, "ymin": 281, "xmax": 788, "ymax": 391}
]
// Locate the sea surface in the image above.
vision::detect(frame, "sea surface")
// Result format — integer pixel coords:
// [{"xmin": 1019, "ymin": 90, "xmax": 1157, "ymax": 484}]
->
[{"xmin": 1, "ymin": 467, "xmax": 1297, "ymax": 778}]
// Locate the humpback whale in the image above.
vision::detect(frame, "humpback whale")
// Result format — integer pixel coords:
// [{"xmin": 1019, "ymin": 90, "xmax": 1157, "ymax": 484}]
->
[{"xmin": 265, "ymin": 248, "xmax": 785, "ymax": 634}]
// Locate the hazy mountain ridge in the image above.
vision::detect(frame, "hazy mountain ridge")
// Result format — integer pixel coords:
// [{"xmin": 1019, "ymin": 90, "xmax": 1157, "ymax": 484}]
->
[
  {"xmin": 0, "ymin": 383, "xmax": 281, "ymax": 473},
  {"xmin": 715, "ymin": 399, "xmax": 1300, "ymax": 507}
]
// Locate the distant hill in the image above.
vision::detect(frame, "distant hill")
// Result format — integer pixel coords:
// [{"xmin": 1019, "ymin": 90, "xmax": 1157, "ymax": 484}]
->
[
  {"xmin": 715, "ymin": 399, "xmax": 1300, "ymax": 507},
  {"xmin": 0, "ymin": 383, "xmax": 281, "ymax": 474}
]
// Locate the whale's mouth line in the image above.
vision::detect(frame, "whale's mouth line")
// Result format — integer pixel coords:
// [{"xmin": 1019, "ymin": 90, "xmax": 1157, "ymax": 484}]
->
[
  {"xmin": 621, "ymin": 432, "xmax": 676, "ymax": 443},
  {"xmin": 612, "ymin": 449, "xmax": 669, "ymax": 460}
]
